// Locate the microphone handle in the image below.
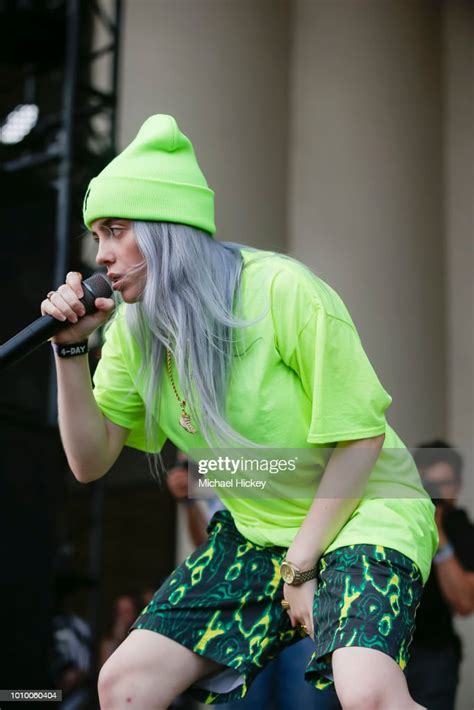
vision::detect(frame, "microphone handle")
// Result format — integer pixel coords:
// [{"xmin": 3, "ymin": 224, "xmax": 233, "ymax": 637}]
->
[
  {"xmin": 0, "ymin": 314, "xmax": 64, "ymax": 368},
  {"xmin": 0, "ymin": 275, "xmax": 110, "ymax": 370}
]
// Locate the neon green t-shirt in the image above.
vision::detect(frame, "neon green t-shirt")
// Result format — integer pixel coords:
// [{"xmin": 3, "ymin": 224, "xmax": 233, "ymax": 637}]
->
[{"xmin": 93, "ymin": 248, "xmax": 438, "ymax": 583}]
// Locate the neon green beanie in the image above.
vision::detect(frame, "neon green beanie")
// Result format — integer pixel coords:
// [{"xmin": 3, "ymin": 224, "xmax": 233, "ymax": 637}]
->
[{"xmin": 83, "ymin": 114, "xmax": 216, "ymax": 235}]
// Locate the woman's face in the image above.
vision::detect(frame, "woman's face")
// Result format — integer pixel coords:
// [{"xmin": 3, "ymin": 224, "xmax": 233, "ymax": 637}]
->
[{"xmin": 91, "ymin": 218, "xmax": 146, "ymax": 303}]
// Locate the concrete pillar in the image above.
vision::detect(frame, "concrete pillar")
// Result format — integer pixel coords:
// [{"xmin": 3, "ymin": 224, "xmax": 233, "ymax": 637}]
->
[
  {"xmin": 288, "ymin": 0, "xmax": 445, "ymax": 445},
  {"xmin": 119, "ymin": 0, "xmax": 290, "ymax": 251},
  {"xmin": 444, "ymin": 2, "xmax": 474, "ymax": 707}
]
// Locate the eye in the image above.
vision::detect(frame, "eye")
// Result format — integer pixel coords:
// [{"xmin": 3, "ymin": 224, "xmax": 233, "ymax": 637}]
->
[
  {"xmin": 90, "ymin": 224, "xmax": 125, "ymax": 242},
  {"xmin": 109, "ymin": 226, "xmax": 123, "ymax": 237}
]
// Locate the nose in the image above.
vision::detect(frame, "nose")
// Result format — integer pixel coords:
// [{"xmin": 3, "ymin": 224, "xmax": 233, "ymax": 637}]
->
[{"xmin": 95, "ymin": 238, "xmax": 115, "ymax": 266}]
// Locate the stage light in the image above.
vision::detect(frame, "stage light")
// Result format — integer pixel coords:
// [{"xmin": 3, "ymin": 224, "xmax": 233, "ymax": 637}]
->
[{"xmin": 0, "ymin": 104, "xmax": 39, "ymax": 145}]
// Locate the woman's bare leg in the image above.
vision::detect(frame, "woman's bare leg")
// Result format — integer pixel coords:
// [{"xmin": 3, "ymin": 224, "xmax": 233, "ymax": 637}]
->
[
  {"xmin": 98, "ymin": 629, "xmax": 226, "ymax": 710},
  {"xmin": 332, "ymin": 647, "xmax": 426, "ymax": 710}
]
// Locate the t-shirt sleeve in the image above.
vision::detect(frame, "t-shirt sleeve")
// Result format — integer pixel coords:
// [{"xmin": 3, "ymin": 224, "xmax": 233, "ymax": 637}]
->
[
  {"xmin": 274, "ymin": 284, "xmax": 392, "ymax": 444},
  {"xmin": 92, "ymin": 314, "xmax": 165, "ymax": 453}
]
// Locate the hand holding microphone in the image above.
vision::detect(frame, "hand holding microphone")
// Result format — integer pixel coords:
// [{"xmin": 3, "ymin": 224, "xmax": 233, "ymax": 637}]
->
[
  {"xmin": 0, "ymin": 272, "xmax": 114, "ymax": 369},
  {"xmin": 41, "ymin": 271, "xmax": 115, "ymax": 345}
]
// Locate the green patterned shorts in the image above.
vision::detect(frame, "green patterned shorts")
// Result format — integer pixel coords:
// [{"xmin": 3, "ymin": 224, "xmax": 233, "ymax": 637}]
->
[{"xmin": 130, "ymin": 510, "xmax": 423, "ymax": 704}]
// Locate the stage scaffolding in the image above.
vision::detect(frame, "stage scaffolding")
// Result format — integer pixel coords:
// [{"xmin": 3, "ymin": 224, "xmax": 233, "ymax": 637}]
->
[{"xmin": 0, "ymin": 0, "xmax": 122, "ymax": 691}]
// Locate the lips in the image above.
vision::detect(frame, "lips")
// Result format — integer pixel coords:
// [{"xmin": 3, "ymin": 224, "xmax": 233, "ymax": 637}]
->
[
  {"xmin": 112, "ymin": 278, "xmax": 125, "ymax": 291},
  {"xmin": 108, "ymin": 273, "xmax": 124, "ymax": 290}
]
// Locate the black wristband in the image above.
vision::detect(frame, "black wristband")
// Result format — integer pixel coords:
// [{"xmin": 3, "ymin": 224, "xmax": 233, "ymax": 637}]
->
[{"xmin": 53, "ymin": 341, "xmax": 89, "ymax": 358}]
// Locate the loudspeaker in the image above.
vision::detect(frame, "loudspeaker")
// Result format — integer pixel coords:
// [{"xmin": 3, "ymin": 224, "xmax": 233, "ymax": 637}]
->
[{"xmin": 0, "ymin": 415, "xmax": 64, "ymax": 689}]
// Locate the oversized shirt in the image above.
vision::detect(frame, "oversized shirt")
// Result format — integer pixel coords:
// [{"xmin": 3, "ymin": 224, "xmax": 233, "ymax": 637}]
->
[{"xmin": 93, "ymin": 248, "xmax": 438, "ymax": 583}]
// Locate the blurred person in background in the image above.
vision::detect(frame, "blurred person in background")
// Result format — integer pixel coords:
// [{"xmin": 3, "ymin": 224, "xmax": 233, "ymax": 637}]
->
[
  {"xmin": 99, "ymin": 594, "xmax": 139, "ymax": 667},
  {"xmin": 167, "ymin": 449, "xmax": 212, "ymax": 548},
  {"xmin": 51, "ymin": 573, "xmax": 93, "ymax": 710},
  {"xmin": 406, "ymin": 440, "xmax": 474, "ymax": 710},
  {"xmin": 42, "ymin": 114, "xmax": 437, "ymax": 709}
]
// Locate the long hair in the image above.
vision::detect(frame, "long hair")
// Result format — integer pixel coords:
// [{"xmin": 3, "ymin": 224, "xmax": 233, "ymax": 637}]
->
[{"xmin": 124, "ymin": 221, "xmax": 272, "ymax": 467}]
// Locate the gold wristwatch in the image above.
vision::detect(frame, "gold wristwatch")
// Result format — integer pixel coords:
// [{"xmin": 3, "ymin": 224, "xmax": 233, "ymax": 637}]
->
[{"xmin": 279, "ymin": 559, "xmax": 318, "ymax": 585}]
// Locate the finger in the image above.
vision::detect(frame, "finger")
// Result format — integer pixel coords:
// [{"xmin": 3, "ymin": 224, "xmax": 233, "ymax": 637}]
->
[
  {"xmin": 41, "ymin": 298, "xmax": 67, "ymax": 321},
  {"xmin": 65, "ymin": 271, "xmax": 84, "ymax": 298},
  {"xmin": 299, "ymin": 624, "xmax": 310, "ymax": 638},
  {"xmin": 305, "ymin": 615, "xmax": 315, "ymax": 640},
  {"xmin": 95, "ymin": 297, "xmax": 115, "ymax": 311},
  {"xmin": 53, "ymin": 285, "xmax": 84, "ymax": 322}
]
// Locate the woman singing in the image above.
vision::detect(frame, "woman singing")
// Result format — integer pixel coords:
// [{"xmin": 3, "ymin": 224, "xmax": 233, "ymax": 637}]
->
[{"xmin": 42, "ymin": 114, "xmax": 437, "ymax": 709}]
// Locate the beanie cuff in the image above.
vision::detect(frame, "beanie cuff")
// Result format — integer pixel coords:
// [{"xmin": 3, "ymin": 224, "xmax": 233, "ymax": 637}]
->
[{"xmin": 84, "ymin": 176, "xmax": 216, "ymax": 235}]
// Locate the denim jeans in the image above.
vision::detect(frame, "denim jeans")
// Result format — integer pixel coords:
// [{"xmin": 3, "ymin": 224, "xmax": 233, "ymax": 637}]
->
[{"xmin": 218, "ymin": 637, "xmax": 341, "ymax": 710}]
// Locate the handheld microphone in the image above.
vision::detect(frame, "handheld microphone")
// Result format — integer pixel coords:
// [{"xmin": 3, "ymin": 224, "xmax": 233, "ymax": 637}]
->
[{"xmin": 0, "ymin": 273, "xmax": 112, "ymax": 370}]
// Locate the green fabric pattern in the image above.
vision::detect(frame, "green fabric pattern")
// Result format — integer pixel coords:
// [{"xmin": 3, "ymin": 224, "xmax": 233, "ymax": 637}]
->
[
  {"xmin": 306, "ymin": 543, "xmax": 422, "ymax": 691},
  {"xmin": 130, "ymin": 511, "xmax": 423, "ymax": 704}
]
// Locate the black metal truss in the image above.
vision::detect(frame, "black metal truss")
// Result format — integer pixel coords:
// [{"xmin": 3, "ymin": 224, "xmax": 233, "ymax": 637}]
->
[{"xmin": 1, "ymin": 0, "xmax": 122, "ymax": 276}]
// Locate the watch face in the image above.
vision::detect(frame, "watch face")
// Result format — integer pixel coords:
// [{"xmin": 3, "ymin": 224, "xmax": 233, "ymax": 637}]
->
[{"xmin": 280, "ymin": 562, "xmax": 295, "ymax": 584}]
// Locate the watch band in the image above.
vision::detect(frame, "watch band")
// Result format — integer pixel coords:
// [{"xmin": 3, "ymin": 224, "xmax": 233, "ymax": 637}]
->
[
  {"xmin": 280, "ymin": 559, "xmax": 318, "ymax": 585},
  {"xmin": 294, "ymin": 566, "xmax": 318, "ymax": 584}
]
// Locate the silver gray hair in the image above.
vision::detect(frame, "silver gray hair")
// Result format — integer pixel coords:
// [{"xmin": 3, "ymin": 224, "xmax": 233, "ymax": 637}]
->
[{"xmin": 125, "ymin": 221, "xmax": 273, "ymax": 469}]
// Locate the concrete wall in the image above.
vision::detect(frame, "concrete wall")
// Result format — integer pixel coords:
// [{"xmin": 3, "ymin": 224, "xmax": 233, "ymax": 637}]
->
[
  {"xmin": 443, "ymin": 2, "xmax": 474, "ymax": 708},
  {"xmin": 288, "ymin": 0, "xmax": 446, "ymax": 446},
  {"xmin": 118, "ymin": 0, "xmax": 290, "ymax": 251}
]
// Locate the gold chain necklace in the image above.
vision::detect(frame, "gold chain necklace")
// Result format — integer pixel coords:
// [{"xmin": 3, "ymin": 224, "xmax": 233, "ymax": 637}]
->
[{"xmin": 165, "ymin": 349, "xmax": 196, "ymax": 434}]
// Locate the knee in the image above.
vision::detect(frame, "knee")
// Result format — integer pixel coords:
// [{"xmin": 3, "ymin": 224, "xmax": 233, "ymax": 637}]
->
[
  {"xmin": 337, "ymin": 688, "xmax": 422, "ymax": 710},
  {"xmin": 98, "ymin": 660, "xmax": 142, "ymax": 709},
  {"xmin": 98, "ymin": 658, "xmax": 171, "ymax": 710},
  {"xmin": 337, "ymin": 686, "xmax": 384, "ymax": 710},
  {"xmin": 97, "ymin": 660, "xmax": 123, "ymax": 708}
]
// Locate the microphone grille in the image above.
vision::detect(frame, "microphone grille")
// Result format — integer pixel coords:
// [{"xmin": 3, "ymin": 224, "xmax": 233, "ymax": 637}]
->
[{"xmin": 83, "ymin": 273, "xmax": 113, "ymax": 299}]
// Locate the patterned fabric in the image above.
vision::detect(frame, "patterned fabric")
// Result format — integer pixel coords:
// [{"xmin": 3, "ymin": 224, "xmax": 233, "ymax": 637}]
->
[
  {"xmin": 306, "ymin": 544, "xmax": 423, "ymax": 690},
  {"xmin": 130, "ymin": 510, "xmax": 423, "ymax": 704}
]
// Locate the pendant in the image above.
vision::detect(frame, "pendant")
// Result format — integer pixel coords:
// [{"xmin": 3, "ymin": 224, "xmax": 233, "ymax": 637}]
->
[{"xmin": 180, "ymin": 412, "xmax": 196, "ymax": 434}]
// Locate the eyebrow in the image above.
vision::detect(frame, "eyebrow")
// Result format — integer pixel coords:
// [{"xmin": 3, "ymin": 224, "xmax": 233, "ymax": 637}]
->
[
  {"xmin": 94, "ymin": 218, "xmax": 113, "ymax": 230},
  {"xmin": 91, "ymin": 218, "xmax": 120, "ymax": 235}
]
